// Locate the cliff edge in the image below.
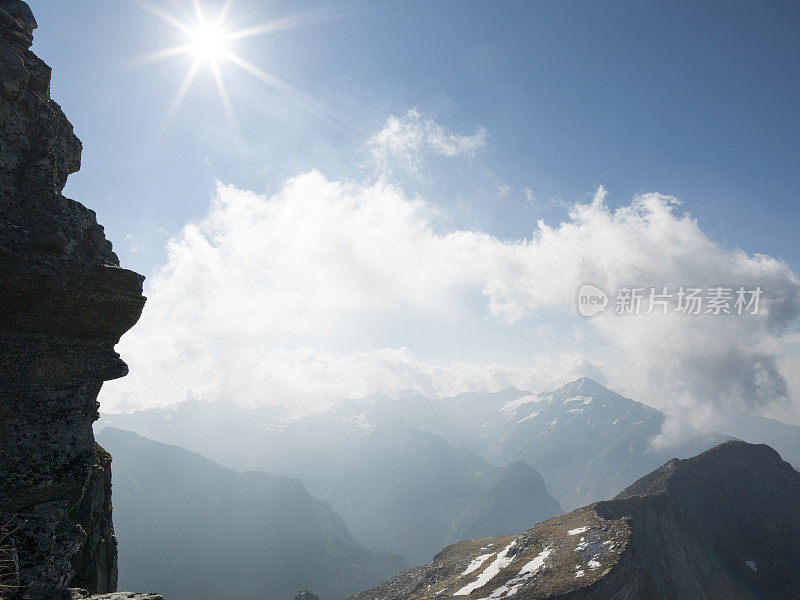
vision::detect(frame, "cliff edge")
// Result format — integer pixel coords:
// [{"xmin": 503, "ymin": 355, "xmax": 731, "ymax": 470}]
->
[{"xmin": 0, "ymin": 10, "xmax": 146, "ymax": 600}]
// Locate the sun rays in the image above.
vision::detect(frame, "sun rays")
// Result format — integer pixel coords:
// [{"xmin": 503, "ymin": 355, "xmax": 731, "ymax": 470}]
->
[{"xmin": 132, "ymin": 0, "xmax": 382, "ymax": 136}]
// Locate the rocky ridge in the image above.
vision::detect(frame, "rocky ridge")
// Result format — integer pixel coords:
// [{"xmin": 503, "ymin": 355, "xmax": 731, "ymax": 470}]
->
[
  {"xmin": 0, "ymin": 10, "xmax": 146, "ymax": 600},
  {"xmin": 346, "ymin": 441, "xmax": 800, "ymax": 600}
]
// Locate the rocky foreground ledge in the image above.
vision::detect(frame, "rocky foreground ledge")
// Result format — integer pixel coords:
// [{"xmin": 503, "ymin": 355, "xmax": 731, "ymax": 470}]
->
[
  {"xmin": 348, "ymin": 441, "xmax": 800, "ymax": 600},
  {"xmin": 72, "ymin": 592, "xmax": 164, "ymax": 600},
  {"xmin": 0, "ymin": 8, "xmax": 146, "ymax": 600}
]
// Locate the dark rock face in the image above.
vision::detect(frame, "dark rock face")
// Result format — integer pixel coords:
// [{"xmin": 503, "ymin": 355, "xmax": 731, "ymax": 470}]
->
[
  {"xmin": 294, "ymin": 591, "xmax": 320, "ymax": 600},
  {"xmin": 0, "ymin": 10, "xmax": 145, "ymax": 600},
  {"xmin": 347, "ymin": 441, "xmax": 800, "ymax": 600},
  {"xmin": 69, "ymin": 445, "xmax": 119, "ymax": 593}
]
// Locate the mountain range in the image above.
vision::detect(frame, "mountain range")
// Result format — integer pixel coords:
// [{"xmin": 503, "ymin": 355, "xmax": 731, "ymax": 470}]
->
[
  {"xmin": 98, "ymin": 401, "xmax": 561, "ymax": 566},
  {"xmin": 97, "ymin": 427, "xmax": 408, "ymax": 600},
  {"xmin": 384, "ymin": 378, "xmax": 735, "ymax": 508},
  {"xmin": 99, "ymin": 378, "xmax": 800, "ymax": 514},
  {"xmin": 347, "ymin": 441, "xmax": 800, "ymax": 600}
]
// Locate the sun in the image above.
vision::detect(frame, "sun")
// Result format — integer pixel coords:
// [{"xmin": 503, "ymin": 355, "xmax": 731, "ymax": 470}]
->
[
  {"xmin": 135, "ymin": 0, "xmax": 359, "ymax": 134},
  {"xmin": 189, "ymin": 22, "xmax": 229, "ymax": 63}
]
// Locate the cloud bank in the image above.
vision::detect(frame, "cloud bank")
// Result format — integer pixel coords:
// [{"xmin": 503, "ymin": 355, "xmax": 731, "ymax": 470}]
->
[{"xmin": 103, "ymin": 114, "xmax": 800, "ymax": 424}]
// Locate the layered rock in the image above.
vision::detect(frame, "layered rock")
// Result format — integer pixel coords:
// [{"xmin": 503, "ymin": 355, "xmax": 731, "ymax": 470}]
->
[
  {"xmin": 68, "ymin": 445, "xmax": 118, "ymax": 593},
  {"xmin": 0, "ymin": 10, "xmax": 145, "ymax": 600},
  {"xmin": 347, "ymin": 441, "xmax": 800, "ymax": 600}
]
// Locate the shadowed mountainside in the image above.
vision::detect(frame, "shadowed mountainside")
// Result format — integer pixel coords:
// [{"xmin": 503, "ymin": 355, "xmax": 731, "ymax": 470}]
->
[
  {"xmin": 347, "ymin": 441, "xmax": 800, "ymax": 600},
  {"xmin": 97, "ymin": 428, "xmax": 409, "ymax": 600},
  {"xmin": 100, "ymin": 402, "xmax": 562, "ymax": 566}
]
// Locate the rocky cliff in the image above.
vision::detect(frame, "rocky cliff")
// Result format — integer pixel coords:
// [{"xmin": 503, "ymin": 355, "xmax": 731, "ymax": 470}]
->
[
  {"xmin": 0, "ymin": 10, "xmax": 146, "ymax": 600},
  {"xmin": 347, "ymin": 441, "xmax": 800, "ymax": 600}
]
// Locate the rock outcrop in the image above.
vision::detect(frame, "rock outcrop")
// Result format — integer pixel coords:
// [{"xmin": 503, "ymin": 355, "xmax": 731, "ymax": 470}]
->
[
  {"xmin": 0, "ymin": 9, "xmax": 145, "ymax": 600},
  {"xmin": 347, "ymin": 441, "xmax": 800, "ymax": 600},
  {"xmin": 72, "ymin": 592, "xmax": 164, "ymax": 600}
]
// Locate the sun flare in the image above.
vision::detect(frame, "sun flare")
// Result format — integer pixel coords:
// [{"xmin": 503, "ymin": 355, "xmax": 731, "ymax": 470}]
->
[
  {"xmin": 189, "ymin": 23, "xmax": 228, "ymax": 62},
  {"xmin": 135, "ymin": 0, "xmax": 358, "ymax": 133}
]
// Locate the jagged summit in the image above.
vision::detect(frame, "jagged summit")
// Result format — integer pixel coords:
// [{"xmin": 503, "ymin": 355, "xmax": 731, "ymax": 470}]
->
[
  {"xmin": 346, "ymin": 441, "xmax": 800, "ymax": 600},
  {"xmin": 538, "ymin": 378, "xmax": 645, "ymax": 410},
  {"xmin": 552, "ymin": 377, "xmax": 612, "ymax": 397},
  {"xmin": 481, "ymin": 378, "xmax": 670, "ymax": 509},
  {"xmin": 613, "ymin": 440, "xmax": 790, "ymax": 500}
]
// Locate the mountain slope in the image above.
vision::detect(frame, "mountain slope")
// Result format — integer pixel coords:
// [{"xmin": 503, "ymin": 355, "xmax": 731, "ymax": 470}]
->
[
  {"xmin": 445, "ymin": 462, "xmax": 558, "ymax": 545},
  {"xmin": 317, "ymin": 405, "xmax": 561, "ymax": 565},
  {"xmin": 347, "ymin": 441, "xmax": 800, "ymax": 600},
  {"xmin": 96, "ymin": 428, "xmax": 408, "ymax": 600},
  {"xmin": 99, "ymin": 378, "xmax": 799, "ymax": 520},
  {"xmin": 99, "ymin": 403, "xmax": 561, "ymax": 566},
  {"xmin": 495, "ymin": 380, "xmax": 666, "ymax": 503},
  {"xmin": 486, "ymin": 378, "xmax": 713, "ymax": 509},
  {"xmin": 395, "ymin": 379, "xmax": 730, "ymax": 509}
]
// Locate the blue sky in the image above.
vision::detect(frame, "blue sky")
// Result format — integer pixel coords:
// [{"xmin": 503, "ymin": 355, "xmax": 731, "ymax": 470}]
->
[
  {"xmin": 35, "ymin": 0, "xmax": 800, "ymax": 274},
  {"xmin": 28, "ymin": 1, "xmax": 800, "ymax": 424}
]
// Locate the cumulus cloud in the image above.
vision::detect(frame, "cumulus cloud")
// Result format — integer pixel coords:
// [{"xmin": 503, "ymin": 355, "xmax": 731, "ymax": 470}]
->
[
  {"xmin": 103, "ymin": 118, "xmax": 800, "ymax": 424},
  {"xmin": 368, "ymin": 109, "xmax": 487, "ymax": 174},
  {"xmin": 469, "ymin": 187, "xmax": 800, "ymax": 413}
]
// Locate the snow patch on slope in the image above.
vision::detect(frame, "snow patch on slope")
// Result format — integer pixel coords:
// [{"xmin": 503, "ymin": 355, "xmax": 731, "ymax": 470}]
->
[
  {"xmin": 462, "ymin": 553, "xmax": 496, "ymax": 576},
  {"xmin": 454, "ymin": 541, "xmax": 517, "ymax": 596},
  {"xmin": 500, "ymin": 395, "xmax": 540, "ymax": 414},
  {"xmin": 477, "ymin": 548, "xmax": 553, "ymax": 600},
  {"xmin": 519, "ymin": 548, "xmax": 552, "ymax": 575}
]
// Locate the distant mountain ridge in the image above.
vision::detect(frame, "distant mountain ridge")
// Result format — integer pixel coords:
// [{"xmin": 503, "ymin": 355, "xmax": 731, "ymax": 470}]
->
[
  {"xmin": 99, "ymin": 401, "xmax": 561, "ymax": 566},
  {"xmin": 460, "ymin": 378, "xmax": 721, "ymax": 508},
  {"xmin": 97, "ymin": 428, "xmax": 408, "ymax": 600},
  {"xmin": 346, "ymin": 441, "xmax": 800, "ymax": 600},
  {"xmin": 98, "ymin": 377, "xmax": 800, "ymax": 558},
  {"xmin": 383, "ymin": 378, "xmax": 798, "ymax": 508}
]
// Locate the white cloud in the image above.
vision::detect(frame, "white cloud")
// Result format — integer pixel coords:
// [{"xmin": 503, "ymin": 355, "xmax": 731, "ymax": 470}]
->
[
  {"xmin": 103, "ymin": 118, "xmax": 800, "ymax": 425},
  {"xmin": 368, "ymin": 109, "xmax": 487, "ymax": 174}
]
